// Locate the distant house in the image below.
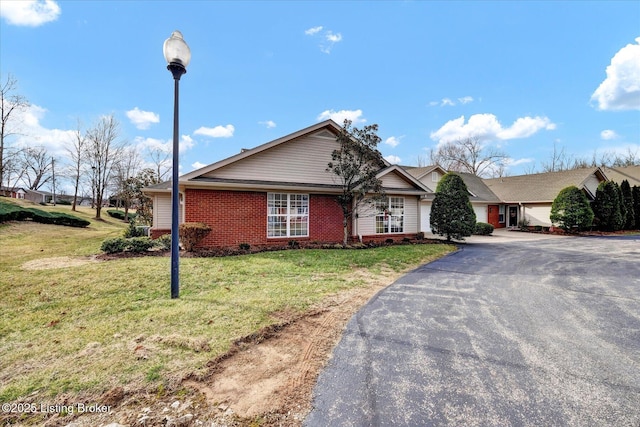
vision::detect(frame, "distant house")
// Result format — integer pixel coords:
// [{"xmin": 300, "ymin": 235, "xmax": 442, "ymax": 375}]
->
[
  {"xmin": 144, "ymin": 120, "xmax": 434, "ymax": 249},
  {"xmin": 480, "ymin": 168, "xmax": 608, "ymax": 228},
  {"xmin": 0, "ymin": 186, "xmax": 48, "ymax": 204}
]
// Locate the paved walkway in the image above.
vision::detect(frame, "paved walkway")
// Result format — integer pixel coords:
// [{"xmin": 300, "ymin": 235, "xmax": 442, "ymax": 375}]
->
[{"xmin": 305, "ymin": 233, "xmax": 640, "ymax": 426}]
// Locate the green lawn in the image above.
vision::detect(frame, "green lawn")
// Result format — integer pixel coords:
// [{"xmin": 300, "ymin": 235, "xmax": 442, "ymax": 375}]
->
[{"xmin": 0, "ymin": 200, "xmax": 455, "ymax": 407}]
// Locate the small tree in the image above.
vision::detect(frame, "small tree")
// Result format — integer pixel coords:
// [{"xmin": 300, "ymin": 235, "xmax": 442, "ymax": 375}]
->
[
  {"xmin": 550, "ymin": 186, "xmax": 594, "ymax": 232},
  {"xmin": 430, "ymin": 172, "xmax": 476, "ymax": 241},
  {"xmin": 327, "ymin": 120, "xmax": 386, "ymax": 246},
  {"xmin": 620, "ymin": 180, "xmax": 635, "ymax": 230},
  {"xmin": 593, "ymin": 181, "xmax": 623, "ymax": 231}
]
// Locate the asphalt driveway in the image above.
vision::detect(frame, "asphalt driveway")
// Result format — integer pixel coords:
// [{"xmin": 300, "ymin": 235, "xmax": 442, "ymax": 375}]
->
[{"xmin": 305, "ymin": 233, "xmax": 640, "ymax": 426}]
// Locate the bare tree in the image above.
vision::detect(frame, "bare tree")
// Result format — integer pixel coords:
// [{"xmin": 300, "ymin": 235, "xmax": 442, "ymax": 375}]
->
[
  {"xmin": 113, "ymin": 146, "xmax": 142, "ymax": 221},
  {"xmin": 19, "ymin": 146, "xmax": 53, "ymax": 190},
  {"xmin": 0, "ymin": 74, "xmax": 30, "ymax": 189},
  {"xmin": 146, "ymin": 145, "xmax": 172, "ymax": 182},
  {"xmin": 65, "ymin": 120, "xmax": 87, "ymax": 211},
  {"xmin": 430, "ymin": 136, "xmax": 508, "ymax": 177},
  {"xmin": 86, "ymin": 114, "xmax": 125, "ymax": 220}
]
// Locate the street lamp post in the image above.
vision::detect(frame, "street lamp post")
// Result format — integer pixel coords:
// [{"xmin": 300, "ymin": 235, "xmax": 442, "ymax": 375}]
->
[{"xmin": 163, "ymin": 30, "xmax": 191, "ymax": 299}]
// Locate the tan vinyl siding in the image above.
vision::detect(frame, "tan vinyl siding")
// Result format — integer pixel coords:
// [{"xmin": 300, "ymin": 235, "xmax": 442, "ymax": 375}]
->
[
  {"xmin": 381, "ymin": 172, "xmax": 415, "ymax": 189},
  {"xmin": 403, "ymin": 197, "xmax": 419, "ymax": 233},
  {"xmin": 203, "ymin": 135, "xmax": 340, "ymax": 185},
  {"xmin": 154, "ymin": 194, "xmax": 172, "ymax": 229},
  {"xmin": 153, "ymin": 193, "xmax": 185, "ymax": 229},
  {"xmin": 583, "ymin": 175, "xmax": 601, "ymax": 197},
  {"xmin": 356, "ymin": 196, "xmax": 418, "ymax": 236},
  {"xmin": 523, "ymin": 204, "xmax": 552, "ymax": 226},
  {"xmin": 356, "ymin": 202, "xmax": 377, "ymax": 236}
]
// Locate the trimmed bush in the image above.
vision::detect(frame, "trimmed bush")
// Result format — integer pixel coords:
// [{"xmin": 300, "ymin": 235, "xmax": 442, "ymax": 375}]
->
[
  {"xmin": 474, "ymin": 222, "xmax": 494, "ymax": 235},
  {"xmin": 0, "ymin": 201, "xmax": 89, "ymax": 227},
  {"xmin": 155, "ymin": 234, "xmax": 172, "ymax": 251},
  {"xmin": 107, "ymin": 209, "xmax": 137, "ymax": 222},
  {"xmin": 550, "ymin": 186, "xmax": 594, "ymax": 233},
  {"xmin": 101, "ymin": 237, "xmax": 128, "ymax": 254},
  {"xmin": 123, "ymin": 221, "xmax": 146, "ymax": 238},
  {"xmin": 179, "ymin": 222, "xmax": 212, "ymax": 251},
  {"xmin": 127, "ymin": 237, "xmax": 155, "ymax": 253},
  {"xmin": 239, "ymin": 242, "xmax": 250, "ymax": 251},
  {"xmin": 430, "ymin": 173, "xmax": 476, "ymax": 241}
]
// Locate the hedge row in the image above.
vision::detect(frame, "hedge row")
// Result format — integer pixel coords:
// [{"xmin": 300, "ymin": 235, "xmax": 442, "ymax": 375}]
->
[
  {"xmin": 0, "ymin": 201, "xmax": 90, "ymax": 228},
  {"xmin": 107, "ymin": 209, "xmax": 137, "ymax": 221}
]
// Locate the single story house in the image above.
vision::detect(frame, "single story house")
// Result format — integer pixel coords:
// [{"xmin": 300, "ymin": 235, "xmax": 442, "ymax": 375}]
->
[
  {"xmin": 144, "ymin": 120, "xmax": 436, "ymax": 249},
  {"xmin": 0, "ymin": 186, "xmax": 48, "ymax": 204},
  {"xmin": 145, "ymin": 120, "xmax": 630, "ymax": 248},
  {"xmin": 478, "ymin": 167, "xmax": 608, "ymax": 228}
]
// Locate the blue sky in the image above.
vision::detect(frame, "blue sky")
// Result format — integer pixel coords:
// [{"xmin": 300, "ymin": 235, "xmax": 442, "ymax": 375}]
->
[{"xmin": 1, "ymin": 0, "xmax": 639, "ymax": 188}]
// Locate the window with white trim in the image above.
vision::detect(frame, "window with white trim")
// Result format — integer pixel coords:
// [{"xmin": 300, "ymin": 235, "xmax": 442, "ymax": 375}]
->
[
  {"xmin": 267, "ymin": 193, "xmax": 309, "ymax": 237},
  {"xmin": 498, "ymin": 205, "xmax": 505, "ymax": 223},
  {"xmin": 432, "ymin": 172, "xmax": 440, "ymax": 183},
  {"xmin": 375, "ymin": 197, "xmax": 404, "ymax": 234}
]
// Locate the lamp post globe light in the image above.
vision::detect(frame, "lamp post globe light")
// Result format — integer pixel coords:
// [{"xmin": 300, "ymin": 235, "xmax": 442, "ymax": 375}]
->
[{"xmin": 163, "ymin": 30, "xmax": 190, "ymax": 299}]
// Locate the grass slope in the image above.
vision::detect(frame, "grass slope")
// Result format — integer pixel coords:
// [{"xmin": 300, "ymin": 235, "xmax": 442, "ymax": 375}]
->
[{"xmin": 0, "ymin": 202, "xmax": 455, "ymax": 410}]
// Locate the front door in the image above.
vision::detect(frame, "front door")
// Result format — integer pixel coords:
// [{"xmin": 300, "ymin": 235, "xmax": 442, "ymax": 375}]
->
[
  {"xmin": 488, "ymin": 205, "xmax": 499, "ymax": 228},
  {"xmin": 508, "ymin": 206, "xmax": 518, "ymax": 227}
]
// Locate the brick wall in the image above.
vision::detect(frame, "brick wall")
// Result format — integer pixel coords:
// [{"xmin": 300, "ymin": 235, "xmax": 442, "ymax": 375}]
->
[{"xmin": 183, "ymin": 189, "xmax": 345, "ymax": 249}]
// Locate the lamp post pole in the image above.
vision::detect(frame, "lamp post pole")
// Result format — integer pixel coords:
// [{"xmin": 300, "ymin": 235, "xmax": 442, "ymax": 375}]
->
[{"xmin": 163, "ymin": 31, "xmax": 191, "ymax": 299}]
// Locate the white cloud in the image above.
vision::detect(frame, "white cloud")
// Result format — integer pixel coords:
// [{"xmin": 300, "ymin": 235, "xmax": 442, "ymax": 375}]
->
[
  {"xmin": 429, "ymin": 96, "xmax": 474, "ymax": 107},
  {"xmin": 133, "ymin": 135, "xmax": 194, "ymax": 154},
  {"xmin": 326, "ymin": 31, "xmax": 342, "ymax": 43},
  {"xmin": 126, "ymin": 107, "xmax": 159, "ymax": 130},
  {"xmin": 600, "ymin": 129, "xmax": 619, "ymax": 140},
  {"xmin": 192, "ymin": 161, "xmax": 207, "ymax": 170},
  {"xmin": 180, "ymin": 135, "xmax": 194, "ymax": 152},
  {"xmin": 317, "ymin": 109, "xmax": 365, "ymax": 126},
  {"xmin": 505, "ymin": 157, "xmax": 535, "ymax": 167},
  {"xmin": 591, "ymin": 37, "xmax": 640, "ymax": 111},
  {"xmin": 305, "ymin": 26, "xmax": 323, "ymax": 35},
  {"xmin": 9, "ymin": 104, "xmax": 74, "ymax": 157},
  {"xmin": 384, "ymin": 136, "xmax": 402, "ymax": 148},
  {"xmin": 194, "ymin": 124, "xmax": 235, "ymax": 138},
  {"xmin": 497, "ymin": 116, "xmax": 556, "ymax": 139},
  {"xmin": 441, "ymin": 98, "xmax": 455, "ymax": 106},
  {"xmin": 430, "ymin": 114, "xmax": 556, "ymax": 145},
  {"xmin": 259, "ymin": 120, "xmax": 276, "ymax": 129},
  {"xmin": 458, "ymin": 96, "xmax": 474, "ymax": 104},
  {"xmin": 384, "ymin": 155, "xmax": 402, "ymax": 164},
  {"xmin": 306, "ymin": 25, "xmax": 343, "ymax": 53},
  {"xmin": 0, "ymin": 0, "xmax": 60, "ymax": 26}
]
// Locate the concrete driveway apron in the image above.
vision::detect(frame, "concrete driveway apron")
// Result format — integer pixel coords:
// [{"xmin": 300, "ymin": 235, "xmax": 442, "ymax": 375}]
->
[{"xmin": 305, "ymin": 235, "xmax": 640, "ymax": 426}]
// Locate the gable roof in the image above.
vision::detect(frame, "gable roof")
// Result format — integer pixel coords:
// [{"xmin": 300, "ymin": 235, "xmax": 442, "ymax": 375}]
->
[
  {"xmin": 402, "ymin": 165, "xmax": 448, "ymax": 181},
  {"xmin": 600, "ymin": 165, "xmax": 640, "ymax": 187},
  {"xmin": 181, "ymin": 120, "xmax": 390, "ymax": 182},
  {"xmin": 483, "ymin": 167, "xmax": 608, "ymax": 203},
  {"xmin": 457, "ymin": 172, "xmax": 502, "ymax": 203},
  {"xmin": 376, "ymin": 165, "xmax": 434, "ymax": 194}
]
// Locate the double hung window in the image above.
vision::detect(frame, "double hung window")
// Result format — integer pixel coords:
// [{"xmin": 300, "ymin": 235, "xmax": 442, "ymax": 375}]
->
[
  {"xmin": 267, "ymin": 193, "xmax": 309, "ymax": 237},
  {"xmin": 375, "ymin": 197, "xmax": 404, "ymax": 234}
]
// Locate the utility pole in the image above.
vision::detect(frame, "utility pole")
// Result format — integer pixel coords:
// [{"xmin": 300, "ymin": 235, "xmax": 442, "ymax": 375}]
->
[{"xmin": 51, "ymin": 157, "xmax": 56, "ymax": 206}]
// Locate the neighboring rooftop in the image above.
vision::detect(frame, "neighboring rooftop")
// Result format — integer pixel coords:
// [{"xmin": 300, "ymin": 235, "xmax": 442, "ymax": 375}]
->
[{"xmin": 483, "ymin": 167, "xmax": 607, "ymax": 203}]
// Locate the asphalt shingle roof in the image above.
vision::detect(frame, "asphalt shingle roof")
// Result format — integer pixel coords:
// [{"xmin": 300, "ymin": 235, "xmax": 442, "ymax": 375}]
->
[{"xmin": 483, "ymin": 167, "xmax": 605, "ymax": 202}]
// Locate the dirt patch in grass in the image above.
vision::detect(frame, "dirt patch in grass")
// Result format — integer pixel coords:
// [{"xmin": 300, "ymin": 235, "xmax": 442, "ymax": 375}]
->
[
  {"xmin": 20, "ymin": 256, "xmax": 100, "ymax": 270},
  {"xmin": 30, "ymin": 272, "xmax": 392, "ymax": 427}
]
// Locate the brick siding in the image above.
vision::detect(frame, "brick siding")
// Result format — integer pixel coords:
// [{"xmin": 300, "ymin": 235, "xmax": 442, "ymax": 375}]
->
[{"xmin": 182, "ymin": 189, "xmax": 345, "ymax": 249}]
